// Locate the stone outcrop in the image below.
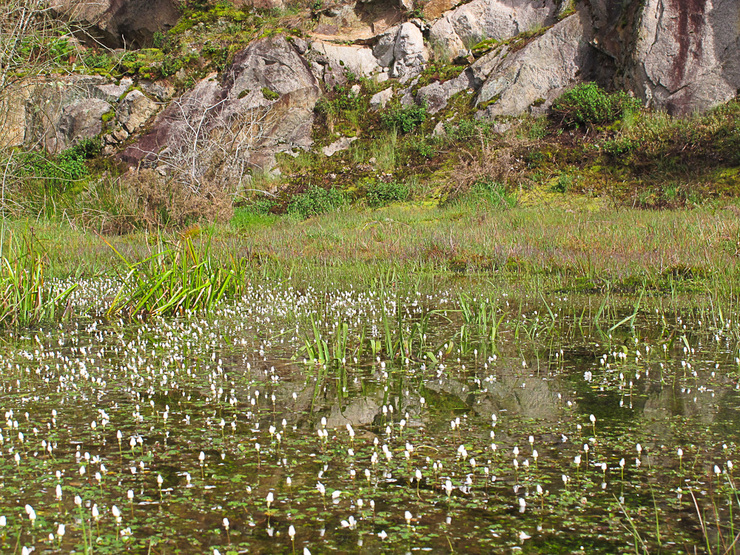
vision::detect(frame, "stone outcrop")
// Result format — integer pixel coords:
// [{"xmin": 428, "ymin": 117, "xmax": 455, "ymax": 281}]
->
[
  {"xmin": 322, "ymin": 136, "xmax": 358, "ymax": 156},
  {"xmin": 416, "ymin": 46, "xmax": 509, "ymax": 113},
  {"xmin": 389, "ymin": 22, "xmax": 429, "ymax": 82},
  {"xmin": 3, "ymin": 75, "xmax": 133, "ymax": 153},
  {"xmin": 49, "ymin": 0, "xmax": 181, "ymax": 48},
  {"xmin": 476, "ymin": 10, "xmax": 596, "ymax": 117},
  {"xmin": 372, "ymin": 22, "xmax": 429, "ymax": 82},
  {"xmin": 627, "ymin": 0, "xmax": 740, "ymax": 115},
  {"xmin": 306, "ymin": 21, "xmax": 429, "ymax": 86},
  {"xmin": 370, "ymin": 87, "xmax": 394, "ymax": 109},
  {"xmin": 0, "ymin": 73, "xmax": 168, "ymax": 154},
  {"xmin": 429, "ymin": 0, "xmax": 559, "ymax": 60},
  {"xmin": 308, "ymin": 42, "xmax": 382, "ymax": 86},
  {"xmin": 4, "ymin": 0, "xmax": 739, "ymax": 177},
  {"xmin": 116, "ymin": 90, "xmax": 159, "ymax": 134},
  {"xmin": 121, "ymin": 35, "xmax": 321, "ymax": 176}
]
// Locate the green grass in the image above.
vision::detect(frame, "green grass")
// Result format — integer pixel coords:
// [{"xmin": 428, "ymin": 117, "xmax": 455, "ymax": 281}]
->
[
  {"xmin": 105, "ymin": 233, "xmax": 249, "ymax": 318},
  {"xmin": 8, "ymin": 201, "xmax": 737, "ymax": 306},
  {"xmin": 0, "ymin": 225, "xmax": 77, "ymax": 327},
  {"xmin": 6, "ymin": 188, "xmax": 740, "ymax": 309}
]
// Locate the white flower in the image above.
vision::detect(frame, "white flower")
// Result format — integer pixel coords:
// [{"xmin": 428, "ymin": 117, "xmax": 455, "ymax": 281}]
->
[{"xmin": 25, "ymin": 505, "xmax": 36, "ymax": 524}]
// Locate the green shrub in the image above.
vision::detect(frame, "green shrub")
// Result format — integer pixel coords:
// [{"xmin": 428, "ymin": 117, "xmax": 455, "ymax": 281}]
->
[
  {"xmin": 17, "ymin": 139, "xmax": 99, "ymax": 191},
  {"xmin": 444, "ymin": 118, "xmax": 492, "ymax": 141},
  {"xmin": 160, "ymin": 57, "xmax": 184, "ymax": 77},
  {"xmin": 602, "ymin": 136, "xmax": 640, "ymax": 158},
  {"xmin": 381, "ymin": 102, "xmax": 428, "ymax": 134},
  {"xmin": 550, "ymin": 82, "xmax": 641, "ymax": 128},
  {"xmin": 365, "ymin": 180, "xmax": 410, "ymax": 208},
  {"xmin": 287, "ymin": 186, "xmax": 346, "ymax": 218},
  {"xmin": 551, "ymin": 173, "xmax": 574, "ymax": 193},
  {"xmin": 315, "ymin": 86, "xmax": 363, "ymax": 116},
  {"xmin": 9, "ymin": 138, "xmax": 102, "ymax": 218},
  {"xmin": 64, "ymin": 137, "xmax": 103, "ymax": 160},
  {"xmin": 49, "ymin": 37, "xmax": 75, "ymax": 63}
]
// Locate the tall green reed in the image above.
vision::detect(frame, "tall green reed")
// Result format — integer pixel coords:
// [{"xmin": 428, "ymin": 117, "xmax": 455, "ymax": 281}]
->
[
  {"xmin": 106, "ymin": 233, "xmax": 248, "ymax": 318},
  {"xmin": 0, "ymin": 225, "xmax": 76, "ymax": 327}
]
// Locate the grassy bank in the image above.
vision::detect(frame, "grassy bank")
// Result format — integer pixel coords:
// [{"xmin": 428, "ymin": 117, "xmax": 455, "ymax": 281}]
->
[{"xmin": 4, "ymin": 201, "xmax": 740, "ymax": 294}]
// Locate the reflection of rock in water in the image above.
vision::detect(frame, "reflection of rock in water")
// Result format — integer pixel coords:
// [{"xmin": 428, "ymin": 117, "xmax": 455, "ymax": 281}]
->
[
  {"xmin": 642, "ymin": 384, "xmax": 725, "ymax": 434},
  {"xmin": 424, "ymin": 371, "xmax": 566, "ymax": 421},
  {"xmin": 477, "ymin": 376, "xmax": 564, "ymax": 421},
  {"xmin": 324, "ymin": 398, "xmax": 381, "ymax": 429}
]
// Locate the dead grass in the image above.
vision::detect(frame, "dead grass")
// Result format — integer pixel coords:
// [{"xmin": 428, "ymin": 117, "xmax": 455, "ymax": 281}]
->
[{"xmin": 76, "ymin": 170, "xmax": 233, "ymax": 234}]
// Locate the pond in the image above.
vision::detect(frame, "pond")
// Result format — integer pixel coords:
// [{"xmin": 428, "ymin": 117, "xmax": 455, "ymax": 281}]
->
[{"xmin": 1, "ymin": 278, "xmax": 739, "ymax": 554}]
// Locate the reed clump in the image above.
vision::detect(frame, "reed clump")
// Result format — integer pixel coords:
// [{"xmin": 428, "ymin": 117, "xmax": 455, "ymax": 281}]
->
[
  {"xmin": 106, "ymin": 233, "xmax": 248, "ymax": 318},
  {"xmin": 0, "ymin": 228, "xmax": 76, "ymax": 327}
]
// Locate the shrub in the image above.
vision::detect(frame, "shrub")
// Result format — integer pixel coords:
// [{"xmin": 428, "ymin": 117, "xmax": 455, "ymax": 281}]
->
[
  {"xmin": 83, "ymin": 51, "xmax": 114, "ymax": 70},
  {"xmin": 64, "ymin": 137, "xmax": 103, "ymax": 160},
  {"xmin": 550, "ymin": 82, "xmax": 641, "ymax": 128},
  {"xmin": 365, "ymin": 180, "xmax": 409, "ymax": 208},
  {"xmin": 287, "ymin": 186, "xmax": 345, "ymax": 218},
  {"xmin": 15, "ymin": 138, "xmax": 100, "ymax": 194},
  {"xmin": 444, "ymin": 118, "xmax": 492, "ymax": 141},
  {"xmin": 381, "ymin": 102, "xmax": 427, "ymax": 134},
  {"xmin": 551, "ymin": 172, "xmax": 574, "ymax": 193},
  {"xmin": 76, "ymin": 170, "xmax": 234, "ymax": 233}
]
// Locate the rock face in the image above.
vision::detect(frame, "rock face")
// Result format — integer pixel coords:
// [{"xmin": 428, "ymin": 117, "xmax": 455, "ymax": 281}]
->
[
  {"xmin": 116, "ymin": 90, "xmax": 159, "ymax": 134},
  {"xmin": 58, "ymin": 99, "xmax": 112, "ymax": 145},
  {"xmin": 121, "ymin": 36, "xmax": 321, "ymax": 179},
  {"xmin": 476, "ymin": 10, "xmax": 596, "ymax": 117},
  {"xmin": 49, "ymin": 0, "xmax": 181, "ymax": 48},
  {"xmin": 429, "ymin": 0, "xmax": 559, "ymax": 60},
  {"xmin": 308, "ymin": 42, "xmax": 382, "ymax": 86},
  {"xmin": 627, "ymin": 0, "xmax": 740, "ymax": 114},
  {"xmin": 370, "ymin": 87, "xmax": 394, "ymax": 109},
  {"xmin": 3, "ymin": 0, "xmax": 739, "ymax": 179},
  {"xmin": 390, "ymin": 22, "xmax": 429, "ymax": 82},
  {"xmin": 416, "ymin": 46, "xmax": 508, "ymax": 113},
  {"xmin": 4, "ymin": 75, "xmax": 129, "ymax": 153}
]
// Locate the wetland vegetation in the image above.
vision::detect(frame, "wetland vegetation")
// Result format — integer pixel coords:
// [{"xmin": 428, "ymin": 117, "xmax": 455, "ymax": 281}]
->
[
  {"xmin": 2, "ymin": 207, "xmax": 740, "ymax": 554},
  {"xmin": 2, "ymin": 1, "xmax": 740, "ymax": 552}
]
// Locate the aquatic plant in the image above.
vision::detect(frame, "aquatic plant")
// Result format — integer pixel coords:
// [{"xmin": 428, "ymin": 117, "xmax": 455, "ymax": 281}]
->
[
  {"xmin": 106, "ymin": 233, "xmax": 248, "ymax": 318},
  {"xmin": 0, "ymin": 227, "xmax": 76, "ymax": 327}
]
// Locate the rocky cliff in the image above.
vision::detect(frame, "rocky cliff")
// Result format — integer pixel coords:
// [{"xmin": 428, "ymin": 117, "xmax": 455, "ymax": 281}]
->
[{"xmin": 3, "ymin": 0, "xmax": 738, "ymax": 176}]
